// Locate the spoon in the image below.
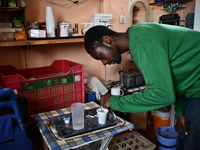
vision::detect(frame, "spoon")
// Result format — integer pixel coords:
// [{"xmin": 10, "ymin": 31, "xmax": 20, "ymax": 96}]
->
[
  {"xmin": 100, "ymin": 106, "xmax": 103, "ymax": 112},
  {"xmin": 86, "ymin": 115, "xmax": 97, "ymax": 118}
]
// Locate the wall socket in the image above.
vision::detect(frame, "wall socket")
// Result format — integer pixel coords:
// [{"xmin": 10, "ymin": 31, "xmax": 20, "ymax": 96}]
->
[{"xmin": 120, "ymin": 16, "xmax": 126, "ymax": 23}]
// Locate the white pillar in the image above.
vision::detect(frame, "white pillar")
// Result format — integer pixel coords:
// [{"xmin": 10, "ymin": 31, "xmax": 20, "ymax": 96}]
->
[{"xmin": 194, "ymin": 0, "xmax": 200, "ymax": 31}]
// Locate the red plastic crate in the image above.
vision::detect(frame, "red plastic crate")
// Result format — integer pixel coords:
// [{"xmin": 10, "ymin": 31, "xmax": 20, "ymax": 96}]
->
[{"xmin": 0, "ymin": 60, "xmax": 85, "ymax": 123}]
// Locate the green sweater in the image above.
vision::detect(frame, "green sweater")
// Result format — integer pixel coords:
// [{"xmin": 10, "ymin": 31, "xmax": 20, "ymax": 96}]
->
[{"xmin": 109, "ymin": 22, "xmax": 200, "ymax": 115}]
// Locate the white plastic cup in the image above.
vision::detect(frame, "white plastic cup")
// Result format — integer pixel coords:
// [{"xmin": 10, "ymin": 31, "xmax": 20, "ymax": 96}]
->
[
  {"xmin": 45, "ymin": 6, "xmax": 55, "ymax": 37},
  {"xmin": 97, "ymin": 108, "xmax": 108, "ymax": 124},
  {"xmin": 71, "ymin": 103, "xmax": 84, "ymax": 130},
  {"xmin": 111, "ymin": 87, "xmax": 124, "ymax": 96}
]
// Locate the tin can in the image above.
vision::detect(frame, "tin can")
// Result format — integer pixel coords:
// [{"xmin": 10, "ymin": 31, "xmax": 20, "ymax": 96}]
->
[{"xmin": 73, "ymin": 23, "xmax": 78, "ymax": 34}]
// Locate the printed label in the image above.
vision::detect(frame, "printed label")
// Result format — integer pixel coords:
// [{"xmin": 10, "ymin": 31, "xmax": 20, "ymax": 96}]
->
[
  {"xmin": 21, "ymin": 74, "xmax": 74, "ymax": 93},
  {"xmin": 75, "ymin": 75, "xmax": 81, "ymax": 82}
]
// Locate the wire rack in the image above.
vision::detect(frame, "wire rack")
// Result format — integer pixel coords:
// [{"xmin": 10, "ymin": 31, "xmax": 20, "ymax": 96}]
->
[{"xmin": 108, "ymin": 130, "xmax": 156, "ymax": 150}]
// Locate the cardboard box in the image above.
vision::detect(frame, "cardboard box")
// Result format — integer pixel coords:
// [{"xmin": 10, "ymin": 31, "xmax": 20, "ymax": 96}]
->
[{"xmin": 28, "ymin": 29, "xmax": 46, "ymax": 38}]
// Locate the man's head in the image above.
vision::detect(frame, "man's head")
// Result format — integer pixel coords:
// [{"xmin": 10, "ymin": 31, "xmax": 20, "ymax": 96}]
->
[{"xmin": 84, "ymin": 25, "xmax": 122, "ymax": 65}]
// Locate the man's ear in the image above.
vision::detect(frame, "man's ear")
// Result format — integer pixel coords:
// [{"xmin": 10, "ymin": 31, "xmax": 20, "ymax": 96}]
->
[{"xmin": 102, "ymin": 36, "xmax": 111, "ymax": 46}]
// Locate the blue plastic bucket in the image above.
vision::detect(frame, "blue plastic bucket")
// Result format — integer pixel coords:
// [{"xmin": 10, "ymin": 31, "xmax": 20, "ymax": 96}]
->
[{"xmin": 155, "ymin": 126, "xmax": 178, "ymax": 150}]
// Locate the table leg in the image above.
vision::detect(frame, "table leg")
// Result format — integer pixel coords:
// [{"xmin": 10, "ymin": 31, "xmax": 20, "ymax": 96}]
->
[{"xmin": 99, "ymin": 135, "xmax": 113, "ymax": 150}]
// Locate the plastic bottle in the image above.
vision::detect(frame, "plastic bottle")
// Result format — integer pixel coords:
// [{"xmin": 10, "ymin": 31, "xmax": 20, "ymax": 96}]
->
[{"xmin": 87, "ymin": 77, "xmax": 108, "ymax": 96}]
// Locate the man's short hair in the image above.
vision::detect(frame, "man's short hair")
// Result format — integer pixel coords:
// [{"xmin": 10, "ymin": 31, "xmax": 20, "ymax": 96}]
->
[{"xmin": 84, "ymin": 25, "xmax": 117, "ymax": 53}]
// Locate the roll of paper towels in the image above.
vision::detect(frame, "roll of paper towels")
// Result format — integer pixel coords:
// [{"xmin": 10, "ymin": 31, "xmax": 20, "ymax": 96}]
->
[{"xmin": 127, "ymin": 54, "xmax": 133, "ymax": 62}]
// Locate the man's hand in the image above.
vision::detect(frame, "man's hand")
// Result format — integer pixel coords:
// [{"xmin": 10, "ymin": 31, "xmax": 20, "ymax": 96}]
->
[
  {"xmin": 175, "ymin": 114, "xmax": 188, "ymax": 135},
  {"xmin": 100, "ymin": 93, "xmax": 111, "ymax": 108}
]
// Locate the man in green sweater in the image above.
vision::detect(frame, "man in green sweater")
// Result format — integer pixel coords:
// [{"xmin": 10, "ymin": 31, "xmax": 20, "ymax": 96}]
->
[{"xmin": 84, "ymin": 22, "xmax": 200, "ymax": 150}]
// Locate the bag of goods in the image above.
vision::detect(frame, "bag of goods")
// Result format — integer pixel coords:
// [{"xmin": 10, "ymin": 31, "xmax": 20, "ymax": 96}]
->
[{"xmin": 10, "ymin": 15, "xmax": 27, "ymax": 40}]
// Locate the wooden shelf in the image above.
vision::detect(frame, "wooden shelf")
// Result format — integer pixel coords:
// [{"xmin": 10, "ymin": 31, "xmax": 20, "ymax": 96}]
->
[
  {"xmin": 0, "ymin": 5, "xmax": 84, "ymax": 49},
  {"xmin": 149, "ymin": 0, "xmax": 193, "ymax": 6},
  {"xmin": 133, "ymin": 8, "xmax": 140, "ymax": 11},
  {"xmin": 161, "ymin": 6, "xmax": 186, "ymax": 10},
  {"xmin": 0, "ymin": 37, "xmax": 84, "ymax": 47},
  {"xmin": 0, "ymin": 7, "xmax": 24, "ymax": 11}
]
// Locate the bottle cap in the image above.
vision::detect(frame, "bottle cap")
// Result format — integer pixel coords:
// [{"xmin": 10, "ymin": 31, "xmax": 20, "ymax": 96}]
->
[{"xmin": 63, "ymin": 117, "xmax": 70, "ymax": 124}]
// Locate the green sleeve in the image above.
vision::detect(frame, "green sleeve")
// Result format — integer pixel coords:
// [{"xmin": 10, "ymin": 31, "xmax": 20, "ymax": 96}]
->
[{"xmin": 109, "ymin": 40, "xmax": 176, "ymax": 113}]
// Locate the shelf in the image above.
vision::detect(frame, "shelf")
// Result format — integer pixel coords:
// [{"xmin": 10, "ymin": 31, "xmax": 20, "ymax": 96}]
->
[
  {"xmin": 0, "ymin": 37, "xmax": 84, "ymax": 47},
  {"xmin": 133, "ymin": 8, "xmax": 140, "ymax": 11},
  {"xmin": 149, "ymin": 0, "xmax": 193, "ymax": 6},
  {"xmin": 159, "ymin": 19, "xmax": 185, "ymax": 22},
  {"xmin": 0, "ymin": 7, "xmax": 24, "ymax": 11},
  {"xmin": 161, "ymin": 6, "xmax": 186, "ymax": 10}
]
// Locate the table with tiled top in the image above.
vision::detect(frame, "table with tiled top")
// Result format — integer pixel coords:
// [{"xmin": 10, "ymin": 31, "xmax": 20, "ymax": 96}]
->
[{"xmin": 32, "ymin": 102, "xmax": 135, "ymax": 150}]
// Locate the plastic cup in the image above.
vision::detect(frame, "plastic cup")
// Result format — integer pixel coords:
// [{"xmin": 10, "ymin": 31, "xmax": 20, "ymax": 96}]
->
[
  {"xmin": 97, "ymin": 108, "xmax": 108, "ymax": 124},
  {"xmin": 111, "ymin": 87, "xmax": 124, "ymax": 96},
  {"xmin": 46, "ymin": 6, "xmax": 53, "ymax": 16},
  {"xmin": 71, "ymin": 103, "xmax": 84, "ymax": 130},
  {"xmin": 45, "ymin": 6, "xmax": 55, "ymax": 37}
]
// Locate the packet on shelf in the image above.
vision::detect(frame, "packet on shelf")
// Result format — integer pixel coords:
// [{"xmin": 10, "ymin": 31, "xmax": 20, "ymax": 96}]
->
[
  {"xmin": 14, "ymin": 24, "xmax": 27, "ymax": 40},
  {"xmin": 7, "ymin": 0, "xmax": 16, "ymax": 7},
  {"xmin": 10, "ymin": 15, "xmax": 27, "ymax": 40},
  {"xmin": 0, "ymin": 23, "xmax": 15, "ymax": 41},
  {"xmin": 28, "ymin": 29, "xmax": 46, "ymax": 38},
  {"xmin": 81, "ymin": 23, "xmax": 93, "ymax": 35},
  {"xmin": 0, "ymin": 23, "xmax": 12, "ymax": 28}
]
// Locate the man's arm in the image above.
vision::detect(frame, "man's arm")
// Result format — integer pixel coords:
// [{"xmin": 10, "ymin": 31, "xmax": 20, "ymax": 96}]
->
[{"xmin": 109, "ymin": 40, "xmax": 176, "ymax": 113}]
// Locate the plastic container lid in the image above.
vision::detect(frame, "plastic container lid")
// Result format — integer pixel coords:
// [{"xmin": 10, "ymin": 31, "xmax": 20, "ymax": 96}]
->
[{"xmin": 155, "ymin": 110, "xmax": 171, "ymax": 118}]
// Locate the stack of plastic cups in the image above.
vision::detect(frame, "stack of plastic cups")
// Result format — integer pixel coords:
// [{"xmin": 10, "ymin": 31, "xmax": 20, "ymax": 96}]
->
[{"xmin": 46, "ymin": 6, "xmax": 55, "ymax": 37}]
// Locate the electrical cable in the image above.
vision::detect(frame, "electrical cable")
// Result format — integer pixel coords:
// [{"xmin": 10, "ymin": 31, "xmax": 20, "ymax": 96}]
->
[
  {"xmin": 71, "ymin": 0, "xmax": 87, "ymax": 3},
  {"xmin": 46, "ymin": 0, "xmax": 87, "ymax": 6},
  {"xmin": 46, "ymin": 0, "xmax": 73, "ymax": 5},
  {"xmin": 114, "ymin": 0, "xmax": 125, "ymax": 16},
  {"xmin": 106, "ymin": 0, "xmax": 110, "ymax": 14}
]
